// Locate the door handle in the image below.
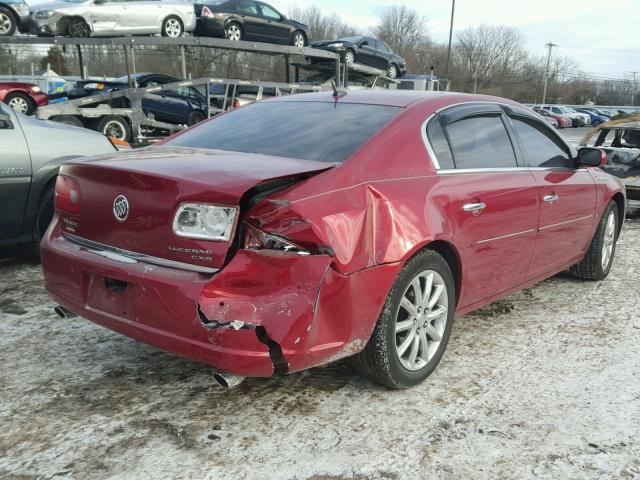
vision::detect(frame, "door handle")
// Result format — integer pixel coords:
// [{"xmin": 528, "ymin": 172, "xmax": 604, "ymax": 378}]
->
[
  {"xmin": 543, "ymin": 194, "xmax": 559, "ymax": 203},
  {"xmin": 462, "ymin": 202, "xmax": 486, "ymax": 212}
]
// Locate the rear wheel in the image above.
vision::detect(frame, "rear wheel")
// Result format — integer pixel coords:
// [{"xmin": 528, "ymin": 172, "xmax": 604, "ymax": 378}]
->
[
  {"xmin": 354, "ymin": 249, "xmax": 455, "ymax": 389},
  {"xmin": 570, "ymin": 201, "xmax": 619, "ymax": 280},
  {"xmin": 5, "ymin": 92, "xmax": 33, "ymax": 114},
  {"xmin": 0, "ymin": 7, "xmax": 17, "ymax": 37},
  {"xmin": 162, "ymin": 15, "xmax": 183, "ymax": 38},
  {"xmin": 67, "ymin": 18, "xmax": 90, "ymax": 37},
  {"xmin": 291, "ymin": 30, "xmax": 305, "ymax": 47},
  {"xmin": 224, "ymin": 22, "xmax": 242, "ymax": 41},
  {"xmin": 98, "ymin": 115, "xmax": 132, "ymax": 143}
]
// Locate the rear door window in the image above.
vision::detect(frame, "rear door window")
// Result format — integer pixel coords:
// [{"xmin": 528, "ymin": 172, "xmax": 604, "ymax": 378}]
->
[
  {"xmin": 445, "ymin": 115, "xmax": 517, "ymax": 169},
  {"xmin": 166, "ymin": 101, "xmax": 401, "ymax": 163},
  {"xmin": 510, "ymin": 117, "xmax": 574, "ymax": 168},
  {"xmin": 426, "ymin": 118, "xmax": 454, "ymax": 169},
  {"xmin": 236, "ymin": 1, "xmax": 258, "ymax": 15}
]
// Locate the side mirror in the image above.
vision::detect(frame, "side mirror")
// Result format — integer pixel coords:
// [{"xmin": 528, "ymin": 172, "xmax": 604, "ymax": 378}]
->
[
  {"xmin": 360, "ymin": 40, "xmax": 368, "ymax": 46},
  {"xmin": 0, "ymin": 112, "xmax": 13, "ymax": 129},
  {"xmin": 577, "ymin": 147, "xmax": 607, "ymax": 167},
  {"xmin": 280, "ymin": 14, "xmax": 286, "ymax": 21}
]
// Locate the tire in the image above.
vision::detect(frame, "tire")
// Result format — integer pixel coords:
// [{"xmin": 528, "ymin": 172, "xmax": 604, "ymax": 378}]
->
[
  {"xmin": 224, "ymin": 22, "xmax": 242, "ymax": 41},
  {"xmin": 343, "ymin": 49, "xmax": 356, "ymax": 65},
  {"xmin": 187, "ymin": 110, "xmax": 206, "ymax": 126},
  {"xmin": 353, "ymin": 249, "xmax": 456, "ymax": 389},
  {"xmin": 31, "ymin": 185, "xmax": 54, "ymax": 258},
  {"xmin": 50, "ymin": 115, "xmax": 83, "ymax": 127},
  {"xmin": 0, "ymin": 7, "xmax": 17, "ymax": 37},
  {"xmin": 5, "ymin": 92, "xmax": 34, "ymax": 115},
  {"xmin": 161, "ymin": 15, "xmax": 183, "ymax": 38},
  {"xmin": 388, "ymin": 63, "xmax": 399, "ymax": 79},
  {"xmin": 97, "ymin": 115, "xmax": 132, "ymax": 142},
  {"xmin": 291, "ymin": 30, "xmax": 305, "ymax": 47},
  {"xmin": 67, "ymin": 18, "xmax": 90, "ymax": 38},
  {"xmin": 570, "ymin": 201, "xmax": 619, "ymax": 281}
]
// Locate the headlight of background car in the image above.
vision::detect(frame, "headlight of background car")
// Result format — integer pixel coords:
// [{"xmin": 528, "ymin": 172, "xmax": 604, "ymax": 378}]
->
[
  {"xmin": 13, "ymin": 4, "xmax": 29, "ymax": 14},
  {"xmin": 172, "ymin": 203, "xmax": 237, "ymax": 241},
  {"xmin": 35, "ymin": 10, "xmax": 55, "ymax": 19},
  {"xmin": 30, "ymin": 86, "xmax": 42, "ymax": 93},
  {"xmin": 327, "ymin": 42, "xmax": 344, "ymax": 48}
]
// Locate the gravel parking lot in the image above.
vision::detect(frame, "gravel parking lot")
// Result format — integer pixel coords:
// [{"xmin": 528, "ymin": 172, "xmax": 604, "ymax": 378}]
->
[{"xmin": 1, "ymin": 127, "xmax": 639, "ymax": 480}]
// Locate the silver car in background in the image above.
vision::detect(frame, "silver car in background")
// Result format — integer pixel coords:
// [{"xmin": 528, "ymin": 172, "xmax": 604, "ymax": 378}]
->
[{"xmin": 29, "ymin": 0, "xmax": 196, "ymax": 38}]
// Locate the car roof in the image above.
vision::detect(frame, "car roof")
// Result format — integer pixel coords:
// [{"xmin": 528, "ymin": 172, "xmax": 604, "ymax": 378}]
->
[{"xmin": 268, "ymin": 90, "xmax": 522, "ymax": 109}]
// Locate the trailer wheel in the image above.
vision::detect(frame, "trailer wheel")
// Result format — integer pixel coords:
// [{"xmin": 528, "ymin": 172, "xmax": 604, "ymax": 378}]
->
[
  {"xmin": 50, "ymin": 115, "xmax": 84, "ymax": 128},
  {"xmin": 98, "ymin": 115, "xmax": 132, "ymax": 142}
]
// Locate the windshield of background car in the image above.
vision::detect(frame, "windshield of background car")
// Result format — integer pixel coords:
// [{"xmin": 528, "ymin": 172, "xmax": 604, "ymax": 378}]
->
[{"xmin": 166, "ymin": 101, "xmax": 402, "ymax": 163}]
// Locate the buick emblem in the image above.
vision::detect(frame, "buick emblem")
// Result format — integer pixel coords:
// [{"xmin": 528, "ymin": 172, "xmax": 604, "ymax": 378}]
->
[{"xmin": 113, "ymin": 195, "xmax": 129, "ymax": 222}]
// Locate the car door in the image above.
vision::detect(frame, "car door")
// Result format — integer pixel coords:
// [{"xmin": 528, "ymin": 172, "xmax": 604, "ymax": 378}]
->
[
  {"xmin": 428, "ymin": 104, "xmax": 540, "ymax": 307},
  {"xmin": 233, "ymin": 0, "xmax": 261, "ymax": 40},
  {"xmin": 0, "ymin": 108, "xmax": 32, "ymax": 240},
  {"xmin": 120, "ymin": 0, "xmax": 162, "ymax": 34},
  {"xmin": 368, "ymin": 39, "xmax": 390, "ymax": 70},
  {"xmin": 357, "ymin": 37, "xmax": 380, "ymax": 68},
  {"xmin": 505, "ymin": 106, "xmax": 597, "ymax": 276},
  {"xmin": 256, "ymin": 2, "xmax": 289, "ymax": 44},
  {"xmin": 88, "ymin": 0, "xmax": 127, "ymax": 34}
]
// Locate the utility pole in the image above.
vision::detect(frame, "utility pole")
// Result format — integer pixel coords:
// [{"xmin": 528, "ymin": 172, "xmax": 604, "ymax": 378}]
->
[
  {"xmin": 632, "ymin": 71, "xmax": 638, "ymax": 106},
  {"xmin": 473, "ymin": 61, "xmax": 480, "ymax": 94},
  {"xmin": 541, "ymin": 42, "xmax": 557, "ymax": 105},
  {"xmin": 445, "ymin": 0, "xmax": 455, "ymax": 85}
]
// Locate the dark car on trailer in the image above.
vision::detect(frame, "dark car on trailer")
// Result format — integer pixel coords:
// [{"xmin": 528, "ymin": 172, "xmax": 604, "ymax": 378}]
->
[
  {"xmin": 60, "ymin": 73, "xmax": 208, "ymax": 141},
  {"xmin": 194, "ymin": 0, "xmax": 310, "ymax": 47},
  {"xmin": 311, "ymin": 35, "xmax": 407, "ymax": 79}
]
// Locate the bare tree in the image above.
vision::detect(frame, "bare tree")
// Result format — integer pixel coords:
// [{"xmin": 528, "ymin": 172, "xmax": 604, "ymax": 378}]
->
[{"xmin": 287, "ymin": 5, "xmax": 359, "ymax": 41}]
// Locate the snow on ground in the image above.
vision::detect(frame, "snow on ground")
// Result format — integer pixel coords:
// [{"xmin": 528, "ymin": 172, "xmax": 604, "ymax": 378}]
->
[{"xmin": 1, "ymin": 127, "xmax": 638, "ymax": 479}]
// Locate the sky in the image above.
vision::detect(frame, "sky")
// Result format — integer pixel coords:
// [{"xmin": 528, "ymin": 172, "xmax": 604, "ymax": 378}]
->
[{"xmin": 271, "ymin": 0, "xmax": 640, "ymax": 80}]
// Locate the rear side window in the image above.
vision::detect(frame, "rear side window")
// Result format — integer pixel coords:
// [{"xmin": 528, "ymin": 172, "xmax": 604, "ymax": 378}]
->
[
  {"xmin": 511, "ymin": 117, "xmax": 573, "ymax": 168},
  {"xmin": 166, "ymin": 101, "xmax": 401, "ymax": 163},
  {"xmin": 445, "ymin": 115, "xmax": 517, "ymax": 169},
  {"xmin": 426, "ymin": 119, "xmax": 454, "ymax": 169}
]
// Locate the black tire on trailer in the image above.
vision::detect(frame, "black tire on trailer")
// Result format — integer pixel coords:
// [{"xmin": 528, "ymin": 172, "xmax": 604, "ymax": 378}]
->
[
  {"xmin": 187, "ymin": 110, "xmax": 206, "ymax": 126},
  {"xmin": 161, "ymin": 15, "xmax": 183, "ymax": 37},
  {"xmin": 291, "ymin": 30, "xmax": 306, "ymax": 47},
  {"xmin": 353, "ymin": 249, "xmax": 456, "ymax": 389},
  {"xmin": 0, "ymin": 7, "xmax": 17, "ymax": 37},
  {"xmin": 50, "ymin": 115, "xmax": 84, "ymax": 127},
  {"xmin": 570, "ymin": 200, "xmax": 619, "ymax": 281},
  {"xmin": 97, "ymin": 115, "xmax": 132, "ymax": 143},
  {"xmin": 67, "ymin": 18, "xmax": 90, "ymax": 38},
  {"xmin": 224, "ymin": 21, "xmax": 242, "ymax": 41}
]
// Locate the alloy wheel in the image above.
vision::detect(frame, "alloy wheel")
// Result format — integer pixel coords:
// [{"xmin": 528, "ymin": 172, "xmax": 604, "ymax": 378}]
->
[
  {"xmin": 344, "ymin": 51, "xmax": 355, "ymax": 65},
  {"xmin": 394, "ymin": 269, "xmax": 448, "ymax": 371},
  {"xmin": 601, "ymin": 210, "xmax": 616, "ymax": 269},
  {"xmin": 226, "ymin": 25, "xmax": 241, "ymax": 41},
  {"xmin": 293, "ymin": 33, "xmax": 305, "ymax": 47},
  {"xmin": 0, "ymin": 13, "xmax": 12, "ymax": 35},
  {"xmin": 165, "ymin": 18, "xmax": 182, "ymax": 37},
  {"xmin": 388, "ymin": 64, "xmax": 398, "ymax": 79},
  {"xmin": 8, "ymin": 96, "xmax": 29, "ymax": 113},
  {"xmin": 68, "ymin": 21, "xmax": 89, "ymax": 37}
]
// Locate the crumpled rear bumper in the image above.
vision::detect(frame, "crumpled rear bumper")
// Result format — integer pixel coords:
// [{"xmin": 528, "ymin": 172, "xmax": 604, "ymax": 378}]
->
[{"xmin": 42, "ymin": 221, "xmax": 399, "ymax": 377}]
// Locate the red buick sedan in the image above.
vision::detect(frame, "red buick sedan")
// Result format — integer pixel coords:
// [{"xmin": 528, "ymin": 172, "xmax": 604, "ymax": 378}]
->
[
  {"xmin": 0, "ymin": 82, "xmax": 49, "ymax": 114},
  {"xmin": 42, "ymin": 91, "xmax": 625, "ymax": 389}
]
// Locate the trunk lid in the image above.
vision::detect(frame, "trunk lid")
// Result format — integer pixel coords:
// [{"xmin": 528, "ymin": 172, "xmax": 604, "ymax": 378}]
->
[{"xmin": 59, "ymin": 146, "xmax": 332, "ymax": 271}]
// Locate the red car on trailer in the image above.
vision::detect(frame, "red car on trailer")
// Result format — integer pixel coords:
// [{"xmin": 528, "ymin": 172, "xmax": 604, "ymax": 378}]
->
[{"xmin": 42, "ymin": 91, "xmax": 625, "ymax": 389}]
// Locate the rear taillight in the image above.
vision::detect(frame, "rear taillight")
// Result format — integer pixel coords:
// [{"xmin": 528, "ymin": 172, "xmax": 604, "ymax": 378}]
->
[
  {"xmin": 244, "ymin": 224, "xmax": 309, "ymax": 254},
  {"xmin": 54, "ymin": 175, "xmax": 81, "ymax": 213},
  {"xmin": 201, "ymin": 5, "xmax": 214, "ymax": 17},
  {"xmin": 231, "ymin": 98, "xmax": 240, "ymax": 109}
]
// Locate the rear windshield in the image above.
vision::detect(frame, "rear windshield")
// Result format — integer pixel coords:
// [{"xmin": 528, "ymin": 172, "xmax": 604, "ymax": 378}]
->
[{"xmin": 166, "ymin": 101, "xmax": 401, "ymax": 163}]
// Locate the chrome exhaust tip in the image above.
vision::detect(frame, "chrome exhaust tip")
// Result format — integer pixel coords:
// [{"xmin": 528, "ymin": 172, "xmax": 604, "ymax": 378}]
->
[
  {"xmin": 54, "ymin": 305, "xmax": 77, "ymax": 319},
  {"xmin": 213, "ymin": 372, "xmax": 245, "ymax": 389}
]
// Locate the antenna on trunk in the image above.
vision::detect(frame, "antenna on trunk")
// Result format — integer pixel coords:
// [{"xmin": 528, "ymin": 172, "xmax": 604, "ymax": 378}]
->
[{"xmin": 330, "ymin": 81, "xmax": 347, "ymax": 99}]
